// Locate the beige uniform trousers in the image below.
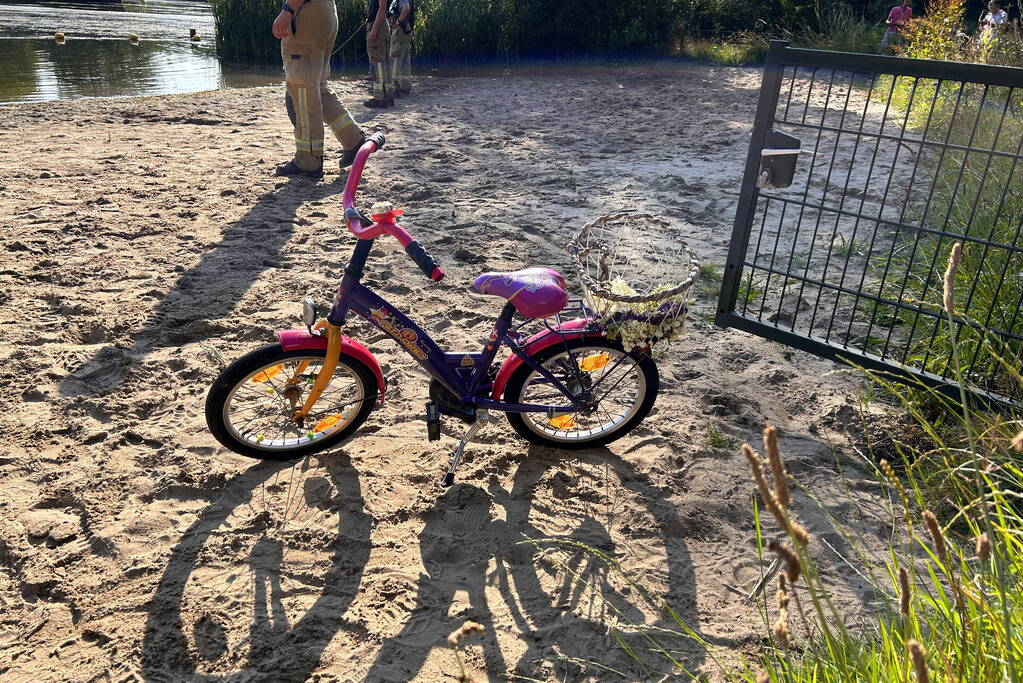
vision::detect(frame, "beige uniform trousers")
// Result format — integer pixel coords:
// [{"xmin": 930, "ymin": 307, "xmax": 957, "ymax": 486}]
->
[
  {"xmin": 282, "ymin": 0, "xmax": 363, "ymax": 170},
  {"xmin": 389, "ymin": 25, "xmax": 412, "ymax": 91},
  {"xmin": 366, "ymin": 23, "xmax": 394, "ymax": 101}
]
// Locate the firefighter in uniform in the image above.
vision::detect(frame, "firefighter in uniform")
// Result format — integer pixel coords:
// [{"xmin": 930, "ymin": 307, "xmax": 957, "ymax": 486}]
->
[
  {"xmin": 365, "ymin": 0, "xmax": 395, "ymax": 107},
  {"xmin": 389, "ymin": 0, "xmax": 413, "ymax": 95},
  {"xmin": 272, "ymin": 0, "xmax": 365, "ymax": 177}
]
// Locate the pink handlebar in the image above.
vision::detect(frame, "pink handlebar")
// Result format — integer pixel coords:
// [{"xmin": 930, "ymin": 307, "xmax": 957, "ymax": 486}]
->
[{"xmin": 342, "ymin": 133, "xmax": 445, "ymax": 283}]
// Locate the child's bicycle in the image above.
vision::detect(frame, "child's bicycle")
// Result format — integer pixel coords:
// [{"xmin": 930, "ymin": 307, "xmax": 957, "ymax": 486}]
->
[{"xmin": 205, "ymin": 134, "xmax": 699, "ymax": 485}]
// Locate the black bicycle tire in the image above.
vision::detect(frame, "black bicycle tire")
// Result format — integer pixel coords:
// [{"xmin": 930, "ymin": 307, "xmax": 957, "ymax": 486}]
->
[
  {"xmin": 504, "ymin": 338, "xmax": 659, "ymax": 449},
  {"xmin": 205, "ymin": 344, "xmax": 376, "ymax": 460}
]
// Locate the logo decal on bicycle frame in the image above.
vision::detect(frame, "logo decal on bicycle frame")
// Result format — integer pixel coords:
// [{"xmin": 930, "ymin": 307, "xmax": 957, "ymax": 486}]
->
[{"xmin": 370, "ymin": 306, "xmax": 429, "ymax": 361}]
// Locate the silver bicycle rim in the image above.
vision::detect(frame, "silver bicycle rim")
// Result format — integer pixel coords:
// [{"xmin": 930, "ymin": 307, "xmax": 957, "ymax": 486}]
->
[
  {"xmin": 518, "ymin": 345, "xmax": 646, "ymax": 443},
  {"xmin": 222, "ymin": 355, "xmax": 365, "ymax": 453}
]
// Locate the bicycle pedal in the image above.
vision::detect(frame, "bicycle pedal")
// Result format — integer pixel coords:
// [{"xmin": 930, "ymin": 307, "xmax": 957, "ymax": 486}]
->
[{"xmin": 426, "ymin": 400, "xmax": 441, "ymax": 441}]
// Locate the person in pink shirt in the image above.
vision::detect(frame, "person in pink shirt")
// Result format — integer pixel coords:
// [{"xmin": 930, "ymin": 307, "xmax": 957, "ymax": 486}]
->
[{"xmin": 881, "ymin": 0, "xmax": 913, "ymax": 52}]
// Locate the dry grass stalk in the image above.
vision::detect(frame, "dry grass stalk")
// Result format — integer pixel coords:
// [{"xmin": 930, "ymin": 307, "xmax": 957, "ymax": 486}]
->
[
  {"xmin": 772, "ymin": 574, "xmax": 792, "ymax": 650},
  {"xmin": 908, "ymin": 639, "xmax": 929, "ymax": 683},
  {"xmin": 768, "ymin": 538, "xmax": 801, "ymax": 583},
  {"xmin": 764, "ymin": 426, "xmax": 790, "ymax": 508},
  {"xmin": 976, "ymin": 532, "xmax": 990, "ymax": 563},
  {"xmin": 448, "ymin": 620, "xmax": 484, "ymax": 647},
  {"xmin": 942, "ymin": 242, "xmax": 963, "ymax": 315},
  {"xmin": 448, "ymin": 620, "xmax": 484, "ymax": 683},
  {"xmin": 756, "ymin": 674, "xmax": 770, "ymax": 683},
  {"xmin": 879, "ymin": 459, "xmax": 906, "ymax": 498},
  {"xmin": 899, "ymin": 566, "xmax": 911, "ymax": 619},
  {"xmin": 880, "ymin": 459, "xmax": 913, "ymax": 530},
  {"xmin": 1011, "ymin": 430, "xmax": 1023, "ymax": 452},
  {"xmin": 742, "ymin": 442, "xmax": 811, "ymax": 546},
  {"xmin": 922, "ymin": 509, "xmax": 972, "ymax": 623},
  {"xmin": 923, "ymin": 510, "xmax": 948, "ymax": 566}
]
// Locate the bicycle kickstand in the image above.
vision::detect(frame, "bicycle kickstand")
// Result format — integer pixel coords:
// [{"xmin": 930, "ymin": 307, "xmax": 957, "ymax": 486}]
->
[{"xmin": 442, "ymin": 411, "xmax": 488, "ymax": 487}]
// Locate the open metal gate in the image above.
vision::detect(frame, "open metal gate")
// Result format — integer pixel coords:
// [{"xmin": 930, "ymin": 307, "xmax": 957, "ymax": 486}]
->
[{"xmin": 716, "ymin": 40, "xmax": 1023, "ymax": 404}]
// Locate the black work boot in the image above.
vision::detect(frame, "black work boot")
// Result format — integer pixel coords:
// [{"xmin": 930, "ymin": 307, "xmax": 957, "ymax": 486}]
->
[
  {"xmin": 339, "ymin": 133, "xmax": 366, "ymax": 170},
  {"xmin": 363, "ymin": 98, "xmax": 387, "ymax": 108},
  {"xmin": 275, "ymin": 160, "xmax": 324, "ymax": 179}
]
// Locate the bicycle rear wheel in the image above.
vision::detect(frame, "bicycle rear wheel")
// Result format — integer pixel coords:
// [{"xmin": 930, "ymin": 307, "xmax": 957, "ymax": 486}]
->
[
  {"xmin": 504, "ymin": 337, "xmax": 658, "ymax": 449},
  {"xmin": 205, "ymin": 344, "xmax": 376, "ymax": 460}
]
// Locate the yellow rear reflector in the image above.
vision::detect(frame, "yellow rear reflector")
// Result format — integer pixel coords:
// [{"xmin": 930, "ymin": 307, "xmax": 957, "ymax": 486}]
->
[
  {"xmin": 313, "ymin": 414, "xmax": 343, "ymax": 433},
  {"xmin": 549, "ymin": 415, "xmax": 577, "ymax": 430},
  {"xmin": 251, "ymin": 364, "xmax": 284, "ymax": 382},
  {"xmin": 579, "ymin": 353, "xmax": 611, "ymax": 372}
]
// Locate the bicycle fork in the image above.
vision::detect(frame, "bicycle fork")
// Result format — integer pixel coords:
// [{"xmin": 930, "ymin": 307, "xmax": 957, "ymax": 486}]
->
[{"xmin": 290, "ymin": 323, "xmax": 344, "ymax": 424}]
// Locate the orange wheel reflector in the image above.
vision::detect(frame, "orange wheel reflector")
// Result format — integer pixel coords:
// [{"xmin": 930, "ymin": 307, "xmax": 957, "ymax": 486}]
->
[
  {"xmin": 549, "ymin": 415, "xmax": 577, "ymax": 430},
  {"xmin": 578, "ymin": 353, "xmax": 611, "ymax": 372},
  {"xmin": 251, "ymin": 364, "xmax": 284, "ymax": 383},
  {"xmin": 312, "ymin": 414, "xmax": 344, "ymax": 433}
]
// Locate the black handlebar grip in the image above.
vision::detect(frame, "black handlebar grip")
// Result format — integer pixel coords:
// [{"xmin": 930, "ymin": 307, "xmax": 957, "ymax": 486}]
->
[
  {"xmin": 404, "ymin": 240, "xmax": 443, "ymax": 281},
  {"xmin": 366, "ymin": 132, "xmax": 386, "ymax": 150}
]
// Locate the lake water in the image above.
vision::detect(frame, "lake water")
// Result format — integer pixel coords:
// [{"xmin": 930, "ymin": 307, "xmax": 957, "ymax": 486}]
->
[{"xmin": 0, "ymin": 0, "xmax": 283, "ymax": 104}]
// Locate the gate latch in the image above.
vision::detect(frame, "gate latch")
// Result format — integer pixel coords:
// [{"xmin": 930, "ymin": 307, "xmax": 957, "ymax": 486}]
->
[{"xmin": 756, "ymin": 130, "xmax": 810, "ymax": 189}]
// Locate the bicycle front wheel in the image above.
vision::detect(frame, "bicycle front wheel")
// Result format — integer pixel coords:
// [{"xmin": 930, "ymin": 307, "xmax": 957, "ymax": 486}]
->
[
  {"xmin": 504, "ymin": 337, "xmax": 658, "ymax": 449},
  {"xmin": 205, "ymin": 344, "xmax": 377, "ymax": 460}
]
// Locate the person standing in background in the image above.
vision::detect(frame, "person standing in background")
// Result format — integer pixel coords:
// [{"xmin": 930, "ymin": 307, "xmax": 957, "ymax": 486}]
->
[
  {"xmin": 880, "ymin": 0, "xmax": 912, "ymax": 53},
  {"xmin": 979, "ymin": 1, "xmax": 1009, "ymax": 43},
  {"xmin": 365, "ymin": 0, "xmax": 395, "ymax": 107},
  {"xmin": 390, "ymin": 0, "xmax": 414, "ymax": 97},
  {"xmin": 272, "ymin": 0, "xmax": 365, "ymax": 177}
]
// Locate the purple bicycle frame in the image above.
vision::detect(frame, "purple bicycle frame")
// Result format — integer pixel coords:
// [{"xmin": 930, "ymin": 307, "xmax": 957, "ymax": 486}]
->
[{"xmin": 328, "ymin": 277, "xmax": 585, "ymax": 415}]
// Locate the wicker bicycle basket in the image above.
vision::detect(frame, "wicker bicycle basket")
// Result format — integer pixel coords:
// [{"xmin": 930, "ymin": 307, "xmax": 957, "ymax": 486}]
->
[{"xmin": 568, "ymin": 213, "xmax": 701, "ymax": 349}]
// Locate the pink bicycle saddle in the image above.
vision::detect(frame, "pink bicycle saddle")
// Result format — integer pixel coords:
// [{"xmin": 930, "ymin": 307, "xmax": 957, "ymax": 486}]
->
[{"xmin": 473, "ymin": 267, "xmax": 569, "ymax": 319}]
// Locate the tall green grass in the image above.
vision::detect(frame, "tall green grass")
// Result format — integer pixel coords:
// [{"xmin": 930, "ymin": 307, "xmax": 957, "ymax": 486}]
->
[{"xmin": 525, "ymin": 307, "xmax": 1023, "ymax": 679}]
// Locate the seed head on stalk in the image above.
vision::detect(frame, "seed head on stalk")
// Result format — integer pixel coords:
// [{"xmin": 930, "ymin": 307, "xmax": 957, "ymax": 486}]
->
[
  {"xmin": 447, "ymin": 621, "xmax": 484, "ymax": 682},
  {"xmin": 772, "ymin": 574, "xmax": 792, "ymax": 650},
  {"xmin": 764, "ymin": 426, "xmax": 790, "ymax": 509},
  {"xmin": 742, "ymin": 442, "xmax": 811, "ymax": 546},
  {"xmin": 899, "ymin": 566, "xmax": 911, "ymax": 619},
  {"xmin": 942, "ymin": 242, "xmax": 962, "ymax": 315},
  {"xmin": 923, "ymin": 510, "xmax": 948, "ymax": 566},
  {"xmin": 908, "ymin": 639, "xmax": 929, "ymax": 683},
  {"xmin": 976, "ymin": 532, "xmax": 990, "ymax": 563},
  {"xmin": 769, "ymin": 538, "xmax": 801, "ymax": 583}
]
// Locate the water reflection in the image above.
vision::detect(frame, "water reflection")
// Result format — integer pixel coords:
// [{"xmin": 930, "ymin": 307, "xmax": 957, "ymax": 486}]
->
[{"xmin": 0, "ymin": 0, "xmax": 282, "ymax": 104}]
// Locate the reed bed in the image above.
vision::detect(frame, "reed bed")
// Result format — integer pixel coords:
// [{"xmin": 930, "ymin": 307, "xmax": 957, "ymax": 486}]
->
[
  {"xmin": 210, "ymin": 0, "xmax": 689, "ymax": 64},
  {"xmin": 209, "ymin": 0, "xmax": 894, "ymax": 65}
]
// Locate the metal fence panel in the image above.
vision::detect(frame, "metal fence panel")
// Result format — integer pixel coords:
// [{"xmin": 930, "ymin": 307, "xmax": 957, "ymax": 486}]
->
[{"xmin": 717, "ymin": 40, "xmax": 1023, "ymax": 404}]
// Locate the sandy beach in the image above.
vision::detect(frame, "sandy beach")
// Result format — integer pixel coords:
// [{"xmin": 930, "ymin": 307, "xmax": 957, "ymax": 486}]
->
[{"xmin": 0, "ymin": 62, "xmax": 895, "ymax": 681}]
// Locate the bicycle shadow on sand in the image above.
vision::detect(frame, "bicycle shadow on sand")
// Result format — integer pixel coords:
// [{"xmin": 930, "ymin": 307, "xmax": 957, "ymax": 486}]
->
[
  {"xmin": 140, "ymin": 450, "xmax": 371, "ymax": 681},
  {"xmin": 58, "ymin": 176, "xmax": 346, "ymax": 398},
  {"xmin": 364, "ymin": 446, "xmax": 714, "ymax": 681}
]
